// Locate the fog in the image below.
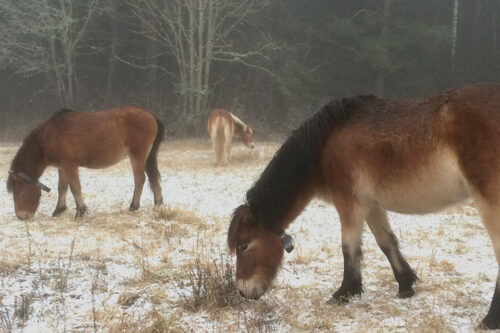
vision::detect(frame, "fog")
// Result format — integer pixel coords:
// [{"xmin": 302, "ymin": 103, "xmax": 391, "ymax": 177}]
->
[{"xmin": 0, "ymin": 0, "xmax": 498, "ymax": 139}]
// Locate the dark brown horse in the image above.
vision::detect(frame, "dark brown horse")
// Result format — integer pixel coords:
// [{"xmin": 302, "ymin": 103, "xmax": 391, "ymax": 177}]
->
[
  {"xmin": 207, "ymin": 109, "xmax": 254, "ymax": 166},
  {"xmin": 7, "ymin": 106, "xmax": 164, "ymax": 219},
  {"xmin": 228, "ymin": 84, "xmax": 500, "ymax": 329}
]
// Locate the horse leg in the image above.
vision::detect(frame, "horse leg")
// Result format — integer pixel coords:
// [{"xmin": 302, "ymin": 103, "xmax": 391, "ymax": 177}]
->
[
  {"xmin": 129, "ymin": 156, "xmax": 146, "ymax": 211},
  {"xmin": 471, "ymin": 197, "xmax": 500, "ymax": 329},
  {"xmin": 327, "ymin": 203, "xmax": 365, "ymax": 304},
  {"xmin": 227, "ymin": 144, "xmax": 232, "ymax": 162},
  {"xmin": 215, "ymin": 144, "xmax": 222, "ymax": 167},
  {"xmin": 366, "ymin": 206, "xmax": 418, "ymax": 298},
  {"xmin": 65, "ymin": 167, "xmax": 87, "ymax": 218},
  {"xmin": 52, "ymin": 169, "xmax": 69, "ymax": 216}
]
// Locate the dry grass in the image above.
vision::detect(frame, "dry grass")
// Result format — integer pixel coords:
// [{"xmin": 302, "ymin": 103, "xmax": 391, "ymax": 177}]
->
[
  {"xmin": 0, "ymin": 139, "xmax": 496, "ymax": 332},
  {"xmin": 176, "ymin": 252, "xmax": 241, "ymax": 312}
]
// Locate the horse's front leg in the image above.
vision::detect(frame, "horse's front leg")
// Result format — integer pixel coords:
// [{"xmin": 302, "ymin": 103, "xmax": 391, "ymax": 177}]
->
[
  {"xmin": 52, "ymin": 169, "xmax": 69, "ymax": 217},
  {"xmin": 327, "ymin": 202, "xmax": 366, "ymax": 304},
  {"xmin": 366, "ymin": 206, "xmax": 417, "ymax": 298},
  {"xmin": 64, "ymin": 166, "xmax": 87, "ymax": 218}
]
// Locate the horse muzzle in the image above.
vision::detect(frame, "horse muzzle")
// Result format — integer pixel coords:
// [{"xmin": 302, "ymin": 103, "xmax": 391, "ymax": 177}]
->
[
  {"xmin": 16, "ymin": 210, "xmax": 34, "ymax": 220},
  {"xmin": 237, "ymin": 278, "xmax": 268, "ymax": 299}
]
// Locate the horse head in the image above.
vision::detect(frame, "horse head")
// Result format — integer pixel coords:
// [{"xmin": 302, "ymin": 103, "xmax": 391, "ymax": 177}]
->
[
  {"xmin": 7, "ymin": 170, "xmax": 48, "ymax": 220},
  {"xmin": 228, "ymin": 204, "xmax": 293, "ymax": 299},
  {"xmin": 241, "ymin": 126, "xmax": 255, "ymax": 149}
]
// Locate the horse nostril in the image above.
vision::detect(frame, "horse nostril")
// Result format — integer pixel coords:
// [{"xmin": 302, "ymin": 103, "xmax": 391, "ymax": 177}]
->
[{"xmin": 250, "ymin": 144, "xmax": 255, "ymax": 149}]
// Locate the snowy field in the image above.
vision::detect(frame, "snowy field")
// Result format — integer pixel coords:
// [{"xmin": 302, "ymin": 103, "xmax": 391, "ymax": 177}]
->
[{"xmin": 0, "ymin": 139, "xmax": 497, "ymax": 332}]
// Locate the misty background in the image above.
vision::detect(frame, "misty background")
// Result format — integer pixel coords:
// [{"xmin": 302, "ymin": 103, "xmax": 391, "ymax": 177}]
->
[{"xmin": 0, "ymin": 0, "xmax": 499, "ymax": 139}]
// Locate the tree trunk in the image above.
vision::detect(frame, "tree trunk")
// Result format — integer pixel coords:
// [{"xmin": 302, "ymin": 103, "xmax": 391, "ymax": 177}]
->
[
  {"xmin": 375, "ymin": 0, "xmax": 390, "ymax": 97},
  {"xmin": 105, "ymin": 0, "xmax": 118, "ymax": 104},
  {"xmin": 451, "ymin": 0, "xmax": 459, "ymax": 76}
]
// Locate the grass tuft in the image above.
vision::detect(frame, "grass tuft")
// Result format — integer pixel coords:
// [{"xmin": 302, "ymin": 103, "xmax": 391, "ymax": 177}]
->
[{"xmin": 177, "ymin": 254, "xmax": 241, "ymax": 312}]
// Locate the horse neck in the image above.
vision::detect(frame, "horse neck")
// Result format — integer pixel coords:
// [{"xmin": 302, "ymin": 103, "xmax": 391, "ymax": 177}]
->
[
  {"xmin": 12, "ymin": 136, "xmax": 47, "ymax": 180},
  {"xmin": 279, "ymin": 183, "xmax": 316, "ymax": 230},
  {"xmin": 230, "ymin": 113, "xmax": 247, "ymax": 134},
  {"xmin": 249, "ymin": 175, "xmax": 318, "ymax": 233}
]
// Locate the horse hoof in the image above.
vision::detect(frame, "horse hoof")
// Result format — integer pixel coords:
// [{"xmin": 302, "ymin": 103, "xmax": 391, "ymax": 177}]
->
[
  {"xmin": 52, "ymin": 206, "xmax": 67, "ymax": 217},
  {"xmin": 326, "ymin": 295, "xmax": 349, "ymax": 305},
  {"xmin": 75, "ymin": 207, "xmax": 87, "ymax": 218},
  {"xmin": 398, "ymin": 289, "xmax": 415, "ymax": 298},
  {"xmin": 129, "ymin": 204, "xmax": 139, "ymax": 211},
  {"xmin": 327, "ymin": 286, "xmax": 363, "ymax": 305}
]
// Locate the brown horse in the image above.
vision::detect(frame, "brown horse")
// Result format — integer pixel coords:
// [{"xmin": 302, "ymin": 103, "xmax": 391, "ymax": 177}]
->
[
  {"xmin": 207, "ymin": 109, "xmax": 254, "ymax": 166},
  {"xmin": 228, "ymin": 84, "xmax": 500, "ymax": 329},
  {"xmin": 7, "ymin": 106, "xmax": 164, "ymax": 220}
]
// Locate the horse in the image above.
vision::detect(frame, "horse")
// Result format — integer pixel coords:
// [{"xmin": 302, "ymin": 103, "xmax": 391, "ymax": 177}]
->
[
  {"xmin": 228, "ymin": 84, "xmax": 500, "ymax": 329},
  {"xmin": 7, "ymin": 106, "xmax": 164, "ymax": 220},
  {"xmin": 207, "ymin": 109, "xmax": 254, "ymax": 166}
]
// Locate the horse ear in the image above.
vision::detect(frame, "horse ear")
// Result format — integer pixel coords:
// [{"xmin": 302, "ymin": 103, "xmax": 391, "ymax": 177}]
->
[{"xmin": 228, "ymin": 204, "xmax": 254, "ymax": 252}]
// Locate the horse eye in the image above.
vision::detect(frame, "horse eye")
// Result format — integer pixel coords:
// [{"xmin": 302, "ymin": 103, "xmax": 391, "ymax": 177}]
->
[{"xmin": 237, "ymin": 243, "xmax": 248, "ymax": 252}]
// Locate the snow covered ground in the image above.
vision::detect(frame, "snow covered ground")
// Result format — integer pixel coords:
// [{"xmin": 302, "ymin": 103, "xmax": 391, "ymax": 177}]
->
[{"xmin": 0, "ymin": 139, "xmax": 496, "ymax": 332}]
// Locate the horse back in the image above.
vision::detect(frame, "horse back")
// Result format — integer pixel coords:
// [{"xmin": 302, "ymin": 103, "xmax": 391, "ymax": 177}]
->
[
  {"xmin": 319, "ymin": 84, "xmax": 500, "ymax": 214},
  {"xmin": 42, "ymin": 106, "xmax": 159, "ymax": 168}
]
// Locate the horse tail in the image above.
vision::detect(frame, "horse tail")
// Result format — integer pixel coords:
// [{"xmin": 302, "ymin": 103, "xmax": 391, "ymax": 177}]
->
[{"xmin": 146, "ymin": 117, "xmax": 164, "ymax": 190}]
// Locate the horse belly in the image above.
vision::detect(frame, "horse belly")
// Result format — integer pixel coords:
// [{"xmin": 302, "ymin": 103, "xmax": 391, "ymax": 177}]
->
[
  {"xmin": 80, "ymin": 142, "xmax": 128, "ymax": 169},
  {"xmin": 364, "ymin": 151, "xmax": 470, "ymax": 214}
]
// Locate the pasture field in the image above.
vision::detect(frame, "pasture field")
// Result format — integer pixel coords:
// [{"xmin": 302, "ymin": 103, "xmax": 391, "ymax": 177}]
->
[{"xmin": 0, "ymin": 139, "xmax": 496, "ymax": 332}]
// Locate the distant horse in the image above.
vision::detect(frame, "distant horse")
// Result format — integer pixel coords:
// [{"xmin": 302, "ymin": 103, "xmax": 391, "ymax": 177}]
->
[
  {"xmin": 228, "ymin": 84, "xmax": 500, "ymax": 329},
  {"xmin": 7, "ymin": 106, "xmax": 164, "ymax": 220},
  {"xmin": 207, "ymin": 109, "xmax": 254, "ymax": 166}
]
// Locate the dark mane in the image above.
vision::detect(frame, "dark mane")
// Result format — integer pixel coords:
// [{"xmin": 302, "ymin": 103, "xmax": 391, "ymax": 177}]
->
[
  {"xmin": 6, "ymin": 109, "xmax": 74, "ymax": 192},
  {"xmin": 245, "ymin": 95, "xmax": 377, "ymax": 231}
]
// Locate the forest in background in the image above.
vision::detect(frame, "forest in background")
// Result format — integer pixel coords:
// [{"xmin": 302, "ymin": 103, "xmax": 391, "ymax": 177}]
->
[{"xmin": 0, "ymin": 0, "xmax": 499, "ymax": 137}]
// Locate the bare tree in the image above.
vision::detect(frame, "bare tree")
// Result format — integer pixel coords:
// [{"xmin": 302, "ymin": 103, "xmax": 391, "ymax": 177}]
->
[
  {"xmin": 451, "ymin": 0, "xmax": 459, "ymax": 75},
  {"xmin": 127, "ymin": 0, "xmax": 274, "ymax": 127},
  {"xmin": 375, "ymin": 0, "xmax": 391, "ymax": 97},
  {"xmin": 0, "ymin": 0, "xmax": 102, "ymax": 107}
]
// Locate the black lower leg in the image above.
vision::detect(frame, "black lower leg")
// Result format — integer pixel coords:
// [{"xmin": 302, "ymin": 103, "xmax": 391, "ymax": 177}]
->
[
  {"xmin": 75, "ymin": 205, "xmax": 87, "ymax": 218},
  {"xmin": 328, "ymin": 244, "xmax": 363, "ymax": 304},
  {"xmin": 481, "ymin": 285, "xmax": 500, "ymax": 330},
  {"xmin": 381, "ymin": 233, "xmax": 418, "ymax": 298},
  {"xmin": 52, "ymin": 205, "xmax": 67, "ymax": 217}
]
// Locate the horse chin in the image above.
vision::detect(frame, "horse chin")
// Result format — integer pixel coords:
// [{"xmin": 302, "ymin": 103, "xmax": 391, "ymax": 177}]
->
[{"xmin": 237, "ymin": 277, "xmax": 269, "ymax": 300}]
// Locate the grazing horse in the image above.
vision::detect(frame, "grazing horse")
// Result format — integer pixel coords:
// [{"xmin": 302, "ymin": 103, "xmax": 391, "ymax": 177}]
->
[
  {"xmin": 228, "ymin": 84, "xmax": 500, "ymax": 329},
  {"xmin": 7, "ymin": 106, "xmax": 164, "ymax": 220},
  {"xmin": 207, "ymin": 109, "xmax": 254, "ymax": 166}
]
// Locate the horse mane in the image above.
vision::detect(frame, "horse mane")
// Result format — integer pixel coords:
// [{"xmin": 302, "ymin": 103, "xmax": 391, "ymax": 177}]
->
[
  {"xmin": 7, "ymin": 109, "xmax": 75, "ymax": 193},
  {"xmin": 230, "ymin": 113, "xmax": 248, "ymax": 133},
  {"xmin": 245, "ymin": 95, "xmax": 377, "ymax": 231}
]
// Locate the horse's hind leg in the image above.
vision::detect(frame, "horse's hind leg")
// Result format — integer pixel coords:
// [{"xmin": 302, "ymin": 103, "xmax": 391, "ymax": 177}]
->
[
  {"xmin": 366, "ymin": 206, "xmax": 418, "ymax": 298},
  {"xmin": 52, "ymin": 169, "xmax": 69, "ymax": 217},
  {"xmin": 64, "ymin": 166, "xmax": 87, "ymax": 218},
  {"xmin": 471, "ymin": 197, "xmax": 500, "ymax": 329},
  {"xmin": 129, "ymin": 154, "xmax": 147, "ymax": 211},
  {"xmin": 327, "ymin": 202, "xmax": 365, "ymax": 304}
]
